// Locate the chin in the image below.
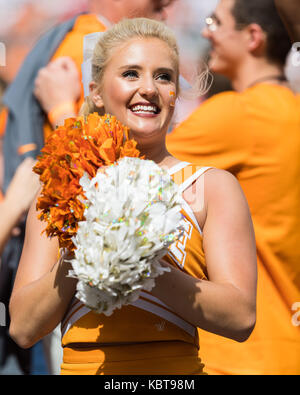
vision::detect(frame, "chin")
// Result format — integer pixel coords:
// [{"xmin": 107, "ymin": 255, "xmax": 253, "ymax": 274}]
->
[
  {"xmin": 130, "ymin": 127, "xmax": 166, "ymax": 143},
  {"xmin": 209, "ymin": 60, "xmax": 230, "ymax": 78},
  {"xmin": 130, "ymin": 129, "xmax": 159, "ymax": 141}
]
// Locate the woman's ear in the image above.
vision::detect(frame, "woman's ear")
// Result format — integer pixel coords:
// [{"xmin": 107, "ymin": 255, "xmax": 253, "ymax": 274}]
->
[{"xmin": 89, "ymin": 81, "xmax": 104, "ymax": 109}]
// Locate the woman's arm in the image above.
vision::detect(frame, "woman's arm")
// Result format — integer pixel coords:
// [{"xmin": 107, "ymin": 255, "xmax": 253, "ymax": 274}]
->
[
  {"xmin": 153, "ymin": 169, "xmax": 257, "ymax": 342},
  {"xmin": 9, "ymin": 195, "xmax": 77, "ymax": 349},
  {"xmin": 274, "ymin": 0, "xmax": 300, "ymax": 42}
]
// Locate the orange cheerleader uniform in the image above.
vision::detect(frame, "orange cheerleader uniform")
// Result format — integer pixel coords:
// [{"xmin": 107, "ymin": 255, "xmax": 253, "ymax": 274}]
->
[{"xmin": 60, "ymin": 162, "xmax": 212, "ymax": 375}]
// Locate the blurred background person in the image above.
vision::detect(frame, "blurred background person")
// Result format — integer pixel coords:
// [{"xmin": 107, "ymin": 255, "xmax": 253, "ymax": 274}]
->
[
  {"xmin": 0, "ymin": 0, "xmax": 89, "ymax": 375},
  {"xmin": 0, "ymin": 0, "xmax": 178, "ymax": 375},
  {"xmin": 285, "ymin": 48, "xmax": 300, "ymax": 93},
  {"xmin": 0, "ymin": 157, "xmax": 40, "ymax": 375},
  {"xmin": 275, "ymin": 0, "xmax": 300, "ymax": 93},
  {"xmin": 0, "ymin": 158, "xmax": 40, "ymax": 257},
  {"xmin": 274, "ymin": 0, "xmax": 300, "ymax": 42},
  {"xmin": 165, "ymin": 0, "xmax": 218, "ymax": 126},
  {"xmin": 167, "ymin": 0, "xmax": 300, "ymax": 374}
]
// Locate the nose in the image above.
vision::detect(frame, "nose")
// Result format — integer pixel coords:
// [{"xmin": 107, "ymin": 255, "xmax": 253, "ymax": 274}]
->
[
  {"xmin": 202, "ymin": 25, "xmax": 212, "ymax": 40},
  {"xmin": 153, "ymin": 8, "xmax": 167, "ymax": 21},
  {"xmin": 158, "ymin": 9, "xmax": 168, "ymax": 21},
  {"xmin": 153, "ymin": 0, "xmax": 173, "ymax": 21},
  {"xmin": 138, "ymin": 76, "xmax": 158, "ymax": 98}
]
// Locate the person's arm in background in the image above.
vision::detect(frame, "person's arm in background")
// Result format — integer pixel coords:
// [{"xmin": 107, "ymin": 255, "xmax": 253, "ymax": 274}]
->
[
  {"xmin": 0, "ymin": 157, "xmax": 40, "ymax": 255},
  {"xmin": 34, "ymin": 57, "xmax": 82, "ymax": 129},
  {"xmin": 274, "ymin": 0, "xmax": 300, "ymax": 42}
]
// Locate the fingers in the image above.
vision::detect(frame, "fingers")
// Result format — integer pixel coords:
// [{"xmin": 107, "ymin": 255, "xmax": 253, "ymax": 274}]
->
[
  {"xmin": 35, "ymin": 59, "xmax": 76, "ymax": 88},
  {"xmin": 33, "ymin": 56, "xmax": 81, "ymax": 115},
  {"xmin": 158, "ymin": 258, "xmax": 173, "ymax": 269},
  {"xmin": 14, "ymin": 158, "xmax": 39, "ymax": 189},
  {"xmin": 35, "ymin": 57, "xmax": 78, "ymax": 87},
  {"xmin": 34, "ymin": 67, "xmax": 50, "ymax": 94},
  {"xmin": 48, "ymin": 57, "xmax": 78, "ymax": 73},
  {"xmin": 5, "ymin": 158, "xmax": 41, "ymax": 215}
]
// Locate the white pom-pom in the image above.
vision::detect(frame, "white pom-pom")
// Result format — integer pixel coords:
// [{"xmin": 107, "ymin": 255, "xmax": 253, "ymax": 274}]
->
[{"xmin": 69, "ymin": 157, "xmax": 184, "ymax": 315}]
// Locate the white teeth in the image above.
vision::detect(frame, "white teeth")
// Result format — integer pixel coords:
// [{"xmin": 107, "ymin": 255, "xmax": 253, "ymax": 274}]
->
[{"xmin": 131, "ymin": 105, "xmax": 158, "ymax": 113}]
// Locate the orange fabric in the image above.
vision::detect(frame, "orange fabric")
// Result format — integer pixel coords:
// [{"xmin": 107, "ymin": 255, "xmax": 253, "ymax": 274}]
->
[
  {"xmin": 17, "ymin": 143, "xmax": 37, "ymax": 155},
  {"xmin": 47, "ymin": 101, "xmax": 76, "ymax": 125},
  {"xmin": 0, "ymin": 108, "xmax": 8, "ymax": 137},
  {"xmin": 43, "ymin": 14, "xmax": 106, "ymax": 140},
  {"xmin": 167, "ymin": 84, "xmax": 300, "ymax": 375},
  {"xmin": 61, "ymin": 342, "xmax": 205, "ymax": 375},
  {"xmin": 60, "ymin": 164, "xmax": 209, "ymax": 375}
]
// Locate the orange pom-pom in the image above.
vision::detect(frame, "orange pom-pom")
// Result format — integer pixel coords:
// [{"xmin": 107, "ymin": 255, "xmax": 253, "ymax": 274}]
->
[{"xmin": 33, "ymin": 113, "xmax": 141, "ymax": 250}]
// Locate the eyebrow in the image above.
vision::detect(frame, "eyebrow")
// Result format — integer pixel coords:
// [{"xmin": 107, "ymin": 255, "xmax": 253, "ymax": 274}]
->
[
  {"xmin": 211, "ymin": 12, "xmax": 221, "ymax": 24},
  {"xmin": 119, "ymin": 65, "xmax": 175, "ymax": 75},
  {"xmin": 118, "ymin": 64, "xmax": 142, "ymax": 71},
  {"xmin": 156, "ymin": 67, "xmax": 176, "ymax": 75}
]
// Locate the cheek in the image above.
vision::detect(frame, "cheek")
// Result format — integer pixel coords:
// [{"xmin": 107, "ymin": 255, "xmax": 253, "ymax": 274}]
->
[
  {"xmin": 166, "ymin": 86, "xmax": 177, "ymax": 106},
  {"xmin": 162, "ymin": 90, "xmax": 176, "ymax": 121},
  {"xmin": 102, "ymin": 79, "xmax": 134, "ymax": 110},
  {"xmin": 214, "ymin": 35, "xmax": 242, "ymax": 59}
]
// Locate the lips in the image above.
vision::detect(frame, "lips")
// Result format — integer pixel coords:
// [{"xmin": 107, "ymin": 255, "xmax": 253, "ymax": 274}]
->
[{"xmin": 129, "ymin": 103, "xmax": 161, "ymax": 115}]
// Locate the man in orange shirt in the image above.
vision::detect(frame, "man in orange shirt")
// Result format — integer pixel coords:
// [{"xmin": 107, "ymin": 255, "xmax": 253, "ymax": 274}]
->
[{"xmin": 167, "ymin": 0, "xmax": 300, "ymax": 374}]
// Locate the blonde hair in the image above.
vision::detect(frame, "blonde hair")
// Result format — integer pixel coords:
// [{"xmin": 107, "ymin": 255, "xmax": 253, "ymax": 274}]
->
[{"xmin": 80, "ymin": 18, "xmax": 180, "ymax": 118}]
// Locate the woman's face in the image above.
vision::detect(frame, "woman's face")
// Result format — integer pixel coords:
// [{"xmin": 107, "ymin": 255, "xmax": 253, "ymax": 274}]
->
[{"xmin": 91, "ymin": 37, "xmax": 178, "ymax": 145}]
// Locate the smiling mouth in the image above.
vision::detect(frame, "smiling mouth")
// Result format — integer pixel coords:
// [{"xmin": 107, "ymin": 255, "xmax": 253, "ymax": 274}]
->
[{"xmin": 129, "ymin": 103, "xmax": 161, "ymax": 115}]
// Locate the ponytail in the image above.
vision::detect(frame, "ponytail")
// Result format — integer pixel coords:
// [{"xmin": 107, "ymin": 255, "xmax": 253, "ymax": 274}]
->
[{"xmin": 79, "ymin": 96, "xmax": 104, "ymax": 119}]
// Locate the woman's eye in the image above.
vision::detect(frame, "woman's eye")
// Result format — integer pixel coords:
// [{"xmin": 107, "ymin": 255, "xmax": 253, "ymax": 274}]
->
[
  {"xmin": 156, "ymin": 73, "xmax": 172, "ymax": 82},
  {"xmin": 122, "ymin": 70, "xmax": 138, "ymax": 79}
]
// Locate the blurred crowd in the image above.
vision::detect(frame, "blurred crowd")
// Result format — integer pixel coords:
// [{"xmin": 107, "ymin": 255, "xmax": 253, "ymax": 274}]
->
[
  {"xmin": 0, "ymin": 0, "xmax": 88, "ymax": 84},
  {"xmin": 0, "ymin": 0, "xmax": 298, "ymax": 109}
]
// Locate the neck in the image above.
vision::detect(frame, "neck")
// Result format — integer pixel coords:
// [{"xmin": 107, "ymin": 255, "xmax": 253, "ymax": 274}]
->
[
  {"xmin": 230, "ymin": 57, "xmax": 285, "ymax": 92},
  {"xmin": 96, "ymin": 14, "xmax": 113, "ymax": 27},
  {"xmin": 137, "ymin": 139, "xmax": 178, "ymax": 169},
  {"xmin": 89, "ymin": 1, "xmax": 115, "ymax": 24}
]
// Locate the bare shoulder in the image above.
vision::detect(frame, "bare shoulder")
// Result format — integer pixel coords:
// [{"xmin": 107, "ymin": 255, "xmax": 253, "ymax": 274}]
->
[
  {"xmin": 203, "ymin": 167, "xmax": 238, "ymax": 180},
  {"xmin": 200, "ymin": 168, "xmax": 250, "ymax": 214},
  {"xmin": 200, "ymin": 168, "xmax": 243, "ymax": 195},
  {"xmin": 188, "ymin": 168, "xmax": 249, "ymax": 230}
]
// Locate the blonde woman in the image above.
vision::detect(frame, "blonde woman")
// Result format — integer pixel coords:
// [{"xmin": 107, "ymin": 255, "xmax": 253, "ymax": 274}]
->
[{"xmin": 9, "ymin": 18, "xmax": 257, "ymax": 375}]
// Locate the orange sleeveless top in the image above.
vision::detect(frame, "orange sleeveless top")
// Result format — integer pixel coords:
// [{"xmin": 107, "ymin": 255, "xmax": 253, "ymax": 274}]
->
[{"xmin": 60, "ymin": 162, "xmax": 212, "ymax": 375}]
